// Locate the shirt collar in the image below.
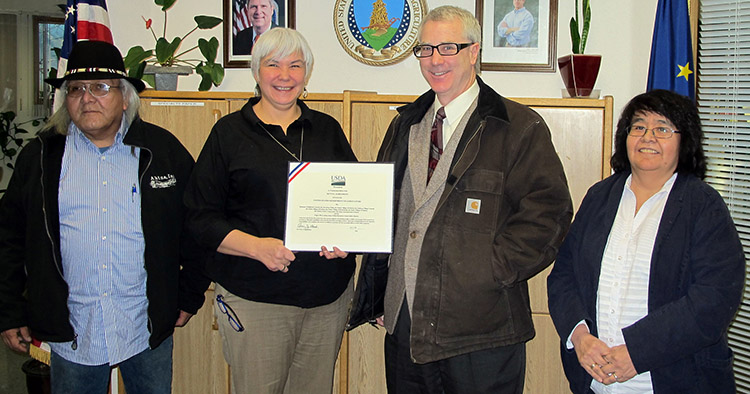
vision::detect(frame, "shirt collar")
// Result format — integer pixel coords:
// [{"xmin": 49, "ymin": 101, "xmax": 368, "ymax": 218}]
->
[
  {"xmin": 69, "ymin": 116, "xmax": 130, "ymax": 150},
  {"xmin": 245, "ymin": 97, "xmax": 312, "ymax": 130},
  {"xmin": 625, "ymin": 172, "xmax": 678, "ymax": 195},
  {"xmin": 432, "ymin": 79, "xmax": 480, "ymax": 127}
]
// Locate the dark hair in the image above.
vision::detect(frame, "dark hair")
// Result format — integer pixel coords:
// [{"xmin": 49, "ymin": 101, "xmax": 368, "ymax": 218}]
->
[{"xmin": 610, "ymin": 89, "xmax": 706, "ymax": 179}]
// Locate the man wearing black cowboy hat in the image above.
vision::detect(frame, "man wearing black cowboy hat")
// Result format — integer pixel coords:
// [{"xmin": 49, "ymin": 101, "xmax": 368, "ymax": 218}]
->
[{"xmin": 0, "ymin": 40, "xmax": 209, "ymax": 393}]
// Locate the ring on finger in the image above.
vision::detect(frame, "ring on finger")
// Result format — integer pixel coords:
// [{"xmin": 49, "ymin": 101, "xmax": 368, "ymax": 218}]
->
[
  {"xmin": 590, "ymin": 363, "xmax": 597, "ymax": 369},
  {"xmin": 613, "ymin": 373, "xmax": 619, "ymax": 382}
]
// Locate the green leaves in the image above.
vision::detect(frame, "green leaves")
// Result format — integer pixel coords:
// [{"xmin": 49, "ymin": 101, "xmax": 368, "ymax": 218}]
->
[
  {"xmin": 123, "ymin": 3, "xmax": 224, "ymax": 90},
  {"xmin": 570, "ymin": 0, "xmax": 591, "ymax": 54},
  {"xmin": 155, "ymin": 0, "xmax": 176, "ymax": 12},
  {"xmin": 196, "ymin": 38, "xmax": 224, "ymax": 91},
  {"xmin": 580, "ymin": 0, "xmax": 591, "ymax": 54},
  {"xmin": 195, "ymin": 16, "xmax": 222, "ymax": 29},
  {"xmin": 124, "ymin": 46, "xmax": 152, "ymax": 70},
  {"xmin": 0, "ymin": 111, "xmax": 43, "ymax": 170},
  {"xmin": 155, "ymin": 37, "xmax": 182, "ymax": 65},
  {"xmin": 198, "ymin": 37, "xmax": 219, "ymax": 63},
  {"xmin": 570, "ymin": 17, "xmax": 580, "ymax": 54}
]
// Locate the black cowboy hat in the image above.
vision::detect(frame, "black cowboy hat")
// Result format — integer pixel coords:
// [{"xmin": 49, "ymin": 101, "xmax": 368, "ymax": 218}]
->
[{"xmin": 45, "ymin": 40, "xmax": 146, "ymax": 92}]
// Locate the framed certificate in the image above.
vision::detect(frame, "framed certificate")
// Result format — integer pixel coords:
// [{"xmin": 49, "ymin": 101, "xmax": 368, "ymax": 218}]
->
[{"xmin": 284, "ymin": 162, "xmax": 394, "ymax": 253}]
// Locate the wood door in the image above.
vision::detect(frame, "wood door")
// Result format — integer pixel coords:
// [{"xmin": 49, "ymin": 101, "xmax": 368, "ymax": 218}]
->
[
  {"xmin": 523, "ymin": 101, "xmax": 611, "ymax": 394},
  {"xmin": 139, "ymin": 99, "xmax": 227, "ymax": 160},
  {"xmin": 139, "ymin": 98, "xmax": 231, "ymax": 394}
]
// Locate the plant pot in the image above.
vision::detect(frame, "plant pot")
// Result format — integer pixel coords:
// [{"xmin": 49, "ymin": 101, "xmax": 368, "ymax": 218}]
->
[
  {"xmin": 143, "ymin": 65, "xmax": 192, "ymax": 91},
  {"xmin": 558, "ymin": 54, "xmax": 602, "ymax": 98}
]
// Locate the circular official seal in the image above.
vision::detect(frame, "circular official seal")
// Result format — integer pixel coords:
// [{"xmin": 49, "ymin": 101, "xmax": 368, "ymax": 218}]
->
[{"xmin": 334, "ymin": 0, "xmax": 426, "ymax": 66}]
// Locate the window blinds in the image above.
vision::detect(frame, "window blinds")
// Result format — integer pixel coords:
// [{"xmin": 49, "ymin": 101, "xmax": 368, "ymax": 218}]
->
[{"xmin": 698, "ymin": 1, "xmax": 750, "ymax": 391}]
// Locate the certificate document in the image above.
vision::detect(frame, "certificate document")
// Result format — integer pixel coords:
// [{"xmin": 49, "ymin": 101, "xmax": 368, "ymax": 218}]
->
[{"xmin": 284, "ymin": 162, "xmax": 394, "ymax": 253}]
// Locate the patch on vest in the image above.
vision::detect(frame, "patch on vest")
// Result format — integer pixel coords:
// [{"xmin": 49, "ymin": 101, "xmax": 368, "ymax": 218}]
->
[
  {"xmin": 150, "ymin": 174, "xmax": 177, "ymax": 189},
  {"xmin": 465, "ymin": 198, "xmax": 481, "ymax": 214}
]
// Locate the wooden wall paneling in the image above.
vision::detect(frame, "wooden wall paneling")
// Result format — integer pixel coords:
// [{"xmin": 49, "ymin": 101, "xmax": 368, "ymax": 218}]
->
[
  {"xmin": 522, "ymin": 96, "xmax": 613, "ymax": 394},
  {"xmin": 347, "ymin": 325, "xmax": 387, "ymax": 394},
  {"xmin": 348, "ymin": 94, "xmax": 416, "ymax": 161},
  {"xmin": 172, "ymin": 288, "xmax": 230, "ymax": 394},
  {"xmin": 139, "ymin": 98, "xmax": 227, "ymax": 160},
  {"xmin": 343, "ymin": 94, "xmax": 413, "ymax": 394},
  {"xmin": 526, "ymin": 314, "xmax": 573, "ymax": 394},
  {"xmin": 138, "ymin": 94, "xmax": 230, "ymax": 394},
  {"xmin": 229, "ymin": 99, "xmax": 246, "ymax": 113}
]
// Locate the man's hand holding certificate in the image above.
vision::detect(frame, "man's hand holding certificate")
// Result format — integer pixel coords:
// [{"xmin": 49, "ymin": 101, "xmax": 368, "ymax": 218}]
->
[{"xmin": 285, "ymin": 162, "xmax": 394, "ymax": 253}]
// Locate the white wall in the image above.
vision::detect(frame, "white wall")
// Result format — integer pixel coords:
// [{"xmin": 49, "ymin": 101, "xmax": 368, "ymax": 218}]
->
[{"xmin": 108, "ymin": 0, "xmax": 658, "ymax": 121}]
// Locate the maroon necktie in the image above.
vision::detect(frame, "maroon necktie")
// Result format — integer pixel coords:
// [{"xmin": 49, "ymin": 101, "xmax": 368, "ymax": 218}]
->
[{"xmin": 427, "ymin": 107, "xmax": 446, "ymax": 184}]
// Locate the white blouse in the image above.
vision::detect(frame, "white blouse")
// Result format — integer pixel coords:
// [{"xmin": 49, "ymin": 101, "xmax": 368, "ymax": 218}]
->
[{"xmin": 591, "ymin": 173, "xmax": 677, "ymax": 394}]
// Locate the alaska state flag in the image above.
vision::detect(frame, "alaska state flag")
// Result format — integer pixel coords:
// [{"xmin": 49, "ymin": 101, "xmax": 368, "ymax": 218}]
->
[{"xmin": 647, "ymin": 0, "xmax": 695, "ymax": 100}]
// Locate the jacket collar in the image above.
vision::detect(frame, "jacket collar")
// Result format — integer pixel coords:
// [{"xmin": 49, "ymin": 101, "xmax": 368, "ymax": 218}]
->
[
  {"xmin": 122, "ymin": 116, "xmax": 146, "ymax": 147},
  {"xmin": 240, "ymin": 96, "xmax": 314, "ymax": 130},
  {"xmin": 595, "ymin": 171, "xmax": 688, "ymax": 276},
  {"xmin": 398, "ymin": 77, "xmax": 509, "ymax": 127}
]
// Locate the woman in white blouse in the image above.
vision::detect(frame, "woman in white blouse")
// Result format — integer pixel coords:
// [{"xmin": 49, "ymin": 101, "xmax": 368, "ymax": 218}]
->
[{"xmin": 548, "ymin": 89, "xmax": 744, "ymax": 394}]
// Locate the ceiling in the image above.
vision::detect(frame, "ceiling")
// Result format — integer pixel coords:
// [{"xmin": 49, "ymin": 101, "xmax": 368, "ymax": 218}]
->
[{"xmin": 0, "ymin": 0, "xmax": 63, "ymax": 15}]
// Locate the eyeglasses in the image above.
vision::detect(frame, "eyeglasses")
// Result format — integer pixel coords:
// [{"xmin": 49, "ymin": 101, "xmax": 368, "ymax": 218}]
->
[
  {"xmin": 216, "ymin": 294, "xmax": 244, "ymax": 332},
  {"xmin": 413, "ymin": 42, "xmax": 474, "ymax": 58},
  {"xmin": 628, "ymin": 125, "xmax": 681, "ymax": 139},
  {"xmin": 65, "ymin": 82, "xmax": 121, "ymax": 98}
]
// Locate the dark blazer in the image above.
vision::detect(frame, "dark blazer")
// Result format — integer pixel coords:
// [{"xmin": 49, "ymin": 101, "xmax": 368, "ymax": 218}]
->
[
  {"xmin": 233, "ymin": 28, "xmax": 255, "ymax": 56},
  {"xmin": 547, "ymin": 171, "xmax": 744, "ymax": 393},
  {"xmin": 233, "ymin": 25, "xmax": 277, "ymax": 56}
]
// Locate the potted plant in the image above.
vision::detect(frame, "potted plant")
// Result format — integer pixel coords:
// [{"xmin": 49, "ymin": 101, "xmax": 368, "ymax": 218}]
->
[
  {"xmin": 123, "ymin": 0, "xmax": 224, "ymax": 91},
  {"xmin": 558, "ymin": 0, "xmax": 601, "ymax": 98}
]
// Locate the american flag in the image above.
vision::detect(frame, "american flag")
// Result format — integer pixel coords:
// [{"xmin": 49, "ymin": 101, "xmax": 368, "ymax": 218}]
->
[
  {"xmin": 233, "ymin": 0, "xmax": 251, "ymax": 36},
  {"xmin": 58, "ymin": 0, "xmax": 113, "ymax": 78},
  {"xmin": 55, "ymin": 0, "xmax": 113, "ymax": 109}
]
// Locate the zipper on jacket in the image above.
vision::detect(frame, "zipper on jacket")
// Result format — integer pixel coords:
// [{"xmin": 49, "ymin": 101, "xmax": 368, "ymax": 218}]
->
[
  {"xmin": 137, "ymin": 146, "xmax": 153, "ymax": 188},
  {"xmin": 71, "ymin": 333, "xmax": 78, "ymax": 350},
  {"xmin": 38, "ymin": 136, "xmax": 65, "ymax": 279}
]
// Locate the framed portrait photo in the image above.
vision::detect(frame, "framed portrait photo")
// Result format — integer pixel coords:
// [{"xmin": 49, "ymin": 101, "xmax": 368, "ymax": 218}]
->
[
  {"xmin": 223, "ymin": 0, "xmax": 296, "ymax": 68},
  {"xmin": 476, "ymin": 0, "xmax": 557, "ymax": 72}
]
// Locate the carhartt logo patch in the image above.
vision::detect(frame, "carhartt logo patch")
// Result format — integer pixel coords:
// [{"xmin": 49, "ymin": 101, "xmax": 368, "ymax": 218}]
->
[
  {"xmin": 150, "ymin": 174, "xmax": 177, "ymax": 189},
  {"xmin": 465, "ymin": 198, "xmax": 481, "ymax": 214}
]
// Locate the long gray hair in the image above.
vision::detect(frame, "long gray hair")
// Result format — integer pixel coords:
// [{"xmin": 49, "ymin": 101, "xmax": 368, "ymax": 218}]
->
[{"xmin": 44, "ymin": 79, "xmax": 141, "ymax": 135}]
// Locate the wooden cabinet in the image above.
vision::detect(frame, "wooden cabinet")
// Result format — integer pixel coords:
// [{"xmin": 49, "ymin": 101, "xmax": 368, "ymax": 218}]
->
[{"xmin": 138, "ymin": 91, "xmax": 613, "ymax": 394}]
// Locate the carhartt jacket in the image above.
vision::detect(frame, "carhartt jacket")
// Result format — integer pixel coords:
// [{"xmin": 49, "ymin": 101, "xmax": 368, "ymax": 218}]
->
[{"xmin": 349, "ymin": 77, "xmax": 573, "ymax": 363}]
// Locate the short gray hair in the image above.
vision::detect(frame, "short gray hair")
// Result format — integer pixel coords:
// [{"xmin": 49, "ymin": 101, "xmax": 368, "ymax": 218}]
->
[
  {"xmin": 45, "ymin": 79, "xmax": 141, "ymax": 135},
  {"xmin": 420, "ymin": 6, "xmax": 482, "ymax": 74},
  {"xmin": 250, "ymin": 28, "xmax": 314, "ymax": 95}
]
